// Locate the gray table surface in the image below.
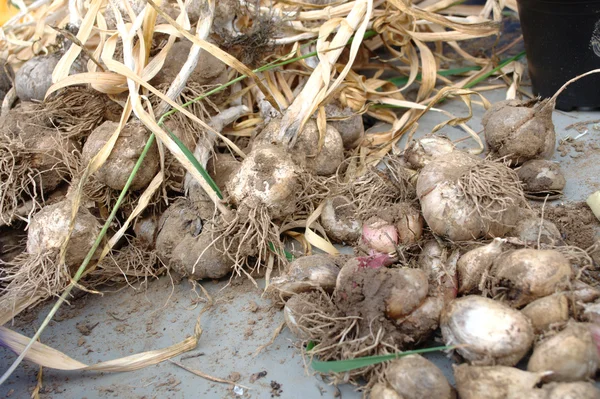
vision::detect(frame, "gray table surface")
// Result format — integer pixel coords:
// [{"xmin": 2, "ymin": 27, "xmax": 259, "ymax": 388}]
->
[{"xmin": 1, "ymin": 88, "xmax": 599, "ymax": 399}]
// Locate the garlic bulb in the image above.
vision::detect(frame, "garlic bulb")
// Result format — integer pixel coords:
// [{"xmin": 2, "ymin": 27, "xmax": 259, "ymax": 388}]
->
[
  {"xmin": 320, "ymin": 196, "xmax": 362, "ymax": 244},
  {"xmin": 385, "ymin": 268, "xmax": 429, "ymax": 320},
  {"xmin": 482, "ymin": 99, "xmax": 556, "ymax": 165},
  {"xmin": 491, "ymin": 249, "xmax": 572, "ymax": 308},
  {"xmin": 384, "ymin": 355, "xmax": 453, "ymax": 399},
  {"xmin": 441, "ymin": 296, "xmax": 534, "ymax": 366},
  {"xmin": 417, "ymin": 151, "xmax": 522, "ymax": 241},
  {"xmin": 370, "ymin": 383, "xmax": 403, "ymax": 399},
  {"xmin": 270, "ymin": 254, "xmax": 340, "ymax": 296},
  {"xmin": 27, "ymin": 200, "xmax": 102, "ymax": 268},
  {"xmin": 509, "ymin": 208, "xmax": 564, "ymax": 246},
  {"xmin": 513, "ymin": 382, "xmax": 600, "ymax": 399},
  {"xmin": 527, "ymin": 322, "xmax": 600, "ymax": 382},
  {"xmin": 457, "ymin": 238, "xmax": 504, "ymax": 295},
  {"xmin": 454, "ymin": 364, "xmax": 545, "ymax": 399},
  {"xmin": 521, "ymin": 293, "xmax": 569, "ymax": 334},
  {"xmin": 361, "ymin": 216, "xmax": 398, "ymax": 254},
  {"xmin": 404, "ymin": 135, "xmax": 455, "ymax": 170},
  {"xmin": 226, "ymin": 145, "xmax": 300, "ymax": 219}
]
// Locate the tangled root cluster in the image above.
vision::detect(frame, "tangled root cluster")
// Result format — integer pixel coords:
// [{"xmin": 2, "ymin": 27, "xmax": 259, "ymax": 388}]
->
[
  {"xmin": 291, "ymin": 172, "xmax": 335, "ymax": 220},
  {"xmin": 339, "ymin": 157, "xmax": 415, "ymax": 219},
  {"xmin": 0, "ymin": 250, "xmax": 68, "ymax": 314},
  {"xmin": 43, "ymin": 87, "xmax": 121, "ymax": 139},
  {"xmin": 0, "ymin": 131, "xmax": 79, "ymax": 225},
  {"xmin": 212, "ymin": 204, "xmax": 284, "ymax": 277},
  {"xmin": 86, "ymin": 237, "xmax": 162, "ymax": 287},
  {"xmin": 216, "ymin": 1, "xmax": 277, "ymax": 67},
  {"xmin": 287, "ymin": 291, "xmax": 400, "ymax": 388},
  {"xmin": 458, "ymin": 159, "xmax": 526, "ymax": 224}
]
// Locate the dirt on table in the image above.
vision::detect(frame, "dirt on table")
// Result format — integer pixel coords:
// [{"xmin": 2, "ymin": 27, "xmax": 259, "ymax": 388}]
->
[{"xmin": 536, "ymin": 202, "xmax": 600, "ymax": 250}]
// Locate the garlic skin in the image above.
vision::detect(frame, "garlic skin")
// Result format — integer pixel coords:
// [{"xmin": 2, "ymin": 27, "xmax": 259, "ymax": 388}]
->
[
  {"xmin": 583, "ymin": 302, "xmax": 600, "ymax": 324},
  {"xmin": 418, "ymin": 240, "xmax": 458, "ymax": 300},
  {"xmin": 361, "ymin": 216, "xmax": 398, "ymax": 254},
  {"xmin": 441, "ymin": 296, "xmax": 534, "ymax": 366},
  {"xmin": 418, "ymin": 240, "xmax": 446, "ymax": 278},
  {"xmin": 572, "ymin": 280, "xmax": 600, "ymax": 304},
  {"xmin": 417, "ymin": 151, "xmax": 520, "ymax": 241},
  {"xmin": 521, "ymin": 293, "xmax": 570, "ymax": 334},
  {"xmin": 512, "ymin": 382, "xmax": 600, "ymax": 399},
  {"xmin": 457, "ymin": 238, "xmax": 505, "ymax": 295},
  {"xmin": 385, "ymin": 268, "xmax": 430, "ymax": 320},
  {"xmin": 270, "ymin": 254, "xmax": 340, "ymax": 296},
  {"xmin": 320, "ymin": 196, "xmax": 362, "ymax": 244},
  {"xmin": 454, "ymin": 364, "xmax": 545, "ymax": 399},
  {"xmin": 370, "ymin": 383, "xmax": 403, "ymax": 399},
  {"xmin": 491, "ymin": 249, "xmax": 572, "ymax": 308},
  {"xmin": 384, "ymin": 355, "xmax": 453, "ymax": 399},
  {"xmin": 394, "ymin": 203, "xmax": 424, "ymax": 245},
  {"xmin": 482, "ymin": 99, "xmax": 556, "ymax": 165},
  {"xmin": 226, "ymin": 145, "xmax": 300, "ymax": 219},
  {"xmin": 527, "ymin": 322, "xmax": 600, "ymax": 382},
  {"xmin": 283, "ymin": 294, "xmax": 312, "ymax": 340},
  {"xmin": 517, "ymin": 159, "xmax": 565, "ymax": 194},
  {"xmin": 404, "ymin": 135, "xmax": 455, "ymax": 170}
]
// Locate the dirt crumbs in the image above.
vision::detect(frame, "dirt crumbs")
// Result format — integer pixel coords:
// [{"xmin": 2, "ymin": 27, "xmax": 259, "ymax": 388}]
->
[
  {"xmin": 537, "ymin": 202, "xmax": 600, "ymax": 249},
  {"xmin": 270, "ymin": 381, "xmax": 283, "ymax": 397},
  {"xmin": 76, "ymin": 321, "xmax": 99, "ymax": 336},
  {"xmin": 228, "ymin": 372, "xmax": 241, "ymax": 382},
  {"xmin": 249, "ymin": 370, "xmax": 267, "ymax": 383},
  {"xmin": 557, "ymin": 136, "xmax": 600, "ymax": 158}
]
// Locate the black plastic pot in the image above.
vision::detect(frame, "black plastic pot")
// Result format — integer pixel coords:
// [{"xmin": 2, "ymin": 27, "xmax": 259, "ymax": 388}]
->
[{"xmin": 517, "ymin": 0, "xmax": 600, "ymax": 110}]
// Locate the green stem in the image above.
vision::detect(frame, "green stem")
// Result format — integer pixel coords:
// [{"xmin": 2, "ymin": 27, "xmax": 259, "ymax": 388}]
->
[
  {"xmin": 374, "ymin": 51, "xmax": 527, "ymax": 109},
  {"xmin": 159, "ymin": 30, "xmax": 379, "ymax": 124},
  {"xmin": 163, "ymin": 125, "xmax": 223, "ymax": 199},
  {"xmin": 0, "ymin": 134, "xmax": 156, "ymax": 385},
  {"xmin": 387, "ymin": 65, "xmax": 481, "ymax": 87},
  {"xmin": 463, "ymin": 50, "xmax": 526, "ymax": 89},
  {"xmin": 0, "ymin": 27, "xmax": 382, "ymax": 383},
  {"xmin": 309, "ymin": 345, "xmax": 455, "ymax": 373}
]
